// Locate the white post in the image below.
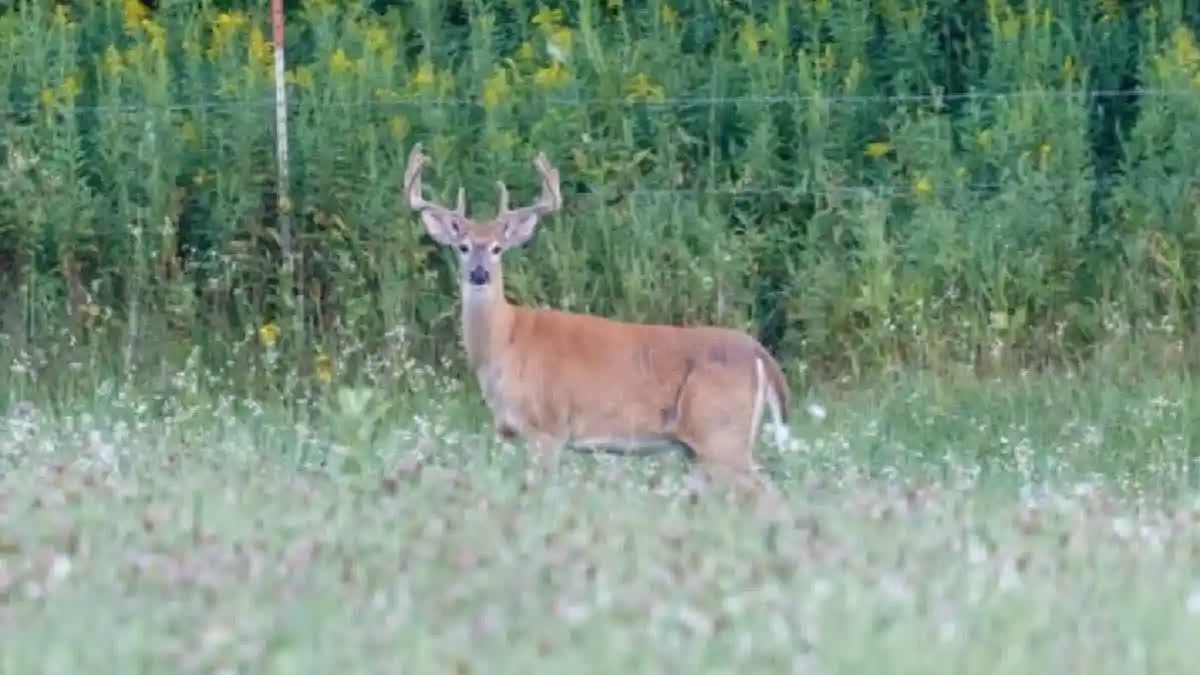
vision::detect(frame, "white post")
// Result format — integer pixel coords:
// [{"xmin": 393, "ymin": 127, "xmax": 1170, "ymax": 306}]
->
[
  {"xmin": 271, "ymin": 0, "xmax": 291, "ymax": 256},
  {"xmin": 270, "ymin": 0, "xmax": 306, "ymax": 404}
]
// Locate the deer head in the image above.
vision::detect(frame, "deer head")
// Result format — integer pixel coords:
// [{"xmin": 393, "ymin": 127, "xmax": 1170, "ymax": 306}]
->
[{"xmin": 403, "ymin": 143, "xmax": 562, "ymax": 294}]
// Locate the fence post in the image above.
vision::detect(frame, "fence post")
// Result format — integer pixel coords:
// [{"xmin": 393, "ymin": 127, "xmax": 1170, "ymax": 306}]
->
[
  {"xmin": 270, "ymin": 0, "xmax": 307, "ymax": 382},
  {"xmin": 271, "ymin": 0, "xmax": 291, "ymax": 258}
]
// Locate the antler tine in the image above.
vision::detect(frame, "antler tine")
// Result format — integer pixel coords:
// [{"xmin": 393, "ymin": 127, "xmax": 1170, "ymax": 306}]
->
[
  {"xmin": 403, "ymin": 142, "xmax": 461, "ymax": 218},
  {"xmin": 495, "ymin": 152, "xmax": 562, "ymax": 221},
  {"xmin": 403, "ymin": 143, "xmax": 430, "ymax": 211},
  {"xmin": 494, "ymin": 180, "xmax": 510, "ymax": 215}
]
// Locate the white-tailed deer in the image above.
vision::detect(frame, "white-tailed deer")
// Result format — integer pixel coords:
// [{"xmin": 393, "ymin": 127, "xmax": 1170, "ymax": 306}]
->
[{"xmin": 403, "ymin": 143, "xmax": 791, "ymax": 495}]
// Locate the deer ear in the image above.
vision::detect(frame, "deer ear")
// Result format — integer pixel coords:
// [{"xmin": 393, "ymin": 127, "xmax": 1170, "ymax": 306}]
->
[
  {"xmin": 501, "ymin": 213, "xmax": 541, "ymax": 248},
  {"xmin": 420, "ymin": 210, "xmax": 463, "ymax": 246}
]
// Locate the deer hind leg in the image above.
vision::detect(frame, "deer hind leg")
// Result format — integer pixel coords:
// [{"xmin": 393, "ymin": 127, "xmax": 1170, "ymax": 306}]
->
[
  {"xmin": 675, "ymin": 367, "xmax": 777, "ymax": 502},
  {"xmin": 699, "ymin": 436, "xmax": 777, "ymax": 495},
  {"xmin": 514, "ymin": 428, "xmax": 565, "ymax": 474}
]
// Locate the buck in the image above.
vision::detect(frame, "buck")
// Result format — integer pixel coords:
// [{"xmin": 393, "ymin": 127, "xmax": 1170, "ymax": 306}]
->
[{"xmin": 403, "ymin": 143, "xmax": 791, "ymax": 496}]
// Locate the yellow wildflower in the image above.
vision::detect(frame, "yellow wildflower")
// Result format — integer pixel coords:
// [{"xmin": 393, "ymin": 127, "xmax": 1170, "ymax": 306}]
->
[
  {"xmin": 214, "ymin": 11, "xmax": 248, "ymax": 34},
  {"xmin": 662, "ymin": 4, "xmax": 681, "ymax": 25},
  {"xmin": 912, "ymin": 175, "xmax": 933, "ymax": 197},
  {"xmin": 389, "ymin": 115, "xmax": 411, "ymax": 141},
  {"xmin": 864, "ymin": 141, "xmax": 892, "ymax": 158},
  {"xmin": 208, "ymin": 10, "xmax": 247, "ymax": 58},
  {"xmin": 53, "ymin": 5, "xmax": 72, "ymax": 28},
  {"xmin": 1038, "ymin": 142, "xmax": 1051, "ymax": 167},
  {"xmin": 516, "ymin": 41, "xmax": 536, "ymax": 63},
  {"xmin": 314, "ymin": 353, "xmax": 334, "ymax": 384},
  {"xmin": 330, "ymin": 48, "xmax": 354, "ymax": 74},
  {"xmin": 248, "ymin": 26, "xmax": 273, "ymax": 73},
  {"xmin": 1171, "ymin": 26, "xmax": 1200, "ymax": 68},
  {"xmin": 412, "ymin": 62, "xmax": 436, "ymax": 88},
  {"xmin": 625, "ymin": 72, "xmax": 665, "ymax": 102},
  {"xmin": 258, "ymin": 321, "xmax": 279, "ymax": 348},
  {"xmin": 533, "ymin": 61, "xmax": 569, "ymax": 89},
  {"xmin": 531, "ymin": 7, "xmax": 564, "ymax": 29},
  {"xmin": 813, "ymin": 0, "xmax": 830, "ymax": 14},
  {"xmin": 140, "ymin": 19, "xmax": 166, "ymax": 55},
  {"xmin": 122, "ymin": 0, "xmax": 148, "ymax": 32},
  {"xmin": 999, "ymin": 15, "xmax": 1019, "ymax": 39},
  {"xmin": 39, "ymin": 88, "xmax": 55, "ymax": 111},
  {"xmin": 365, "ymin": 26, "xmax": 388, "ymax": 53},
  {"xmin": 59, "ymin": 73, "xmax": 81, "ymax": 104},
  {"xmin": 102, "ymin": 44, "xmax": 125, "ymax": 78},
  {"xmin": 481, "ymin": 67, "xmax": 511, "ymax": 108},
  {"xmin": 738, "ymin": 19, "xmax": 761, "ymax": 57},
  {"xmin": 660, "ymin": 5, "xmax": 679, "ymax": 26},
  {"xmin": 286, "ymin": 65, "xmax": 315, "ymax": 90}
]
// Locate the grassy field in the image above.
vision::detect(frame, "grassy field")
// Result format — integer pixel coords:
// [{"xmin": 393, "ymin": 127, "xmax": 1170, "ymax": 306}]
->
[
  {"xmin": 3, "ymin": 366, "xmax": 1199, "ymax": 673},
  {"xmin": 4, "ymin": 1, "xmax": 1200, "ymax": 671}
]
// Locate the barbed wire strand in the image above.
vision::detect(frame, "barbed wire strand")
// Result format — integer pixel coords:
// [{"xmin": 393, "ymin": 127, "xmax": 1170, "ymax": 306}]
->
[
  {"xmin": 1, "ymin": 154, "xmax": 1184, "ymax": 202},
  {"xmin": 565, "ymin": 173, "xmax": 1188, "ymax": 202},
  {"xmin": 1, "ymin": 86, "xmax": 1197, "ymax": 116},
  {"xmin": 3, "ymin": 86, "xmax": 1192, "ymax": 203}
]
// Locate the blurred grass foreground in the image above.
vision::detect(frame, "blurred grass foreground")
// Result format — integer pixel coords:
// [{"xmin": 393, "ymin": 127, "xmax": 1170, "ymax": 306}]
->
[{"xmin": 3, "ymin": 1, "xmax": 1200, "ymax": 672}]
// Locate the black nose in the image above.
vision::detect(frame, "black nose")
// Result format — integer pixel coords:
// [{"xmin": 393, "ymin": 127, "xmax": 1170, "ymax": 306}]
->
[{"xmin": 468, "ymin": 265, "xmax": 490, "ymax": 285}]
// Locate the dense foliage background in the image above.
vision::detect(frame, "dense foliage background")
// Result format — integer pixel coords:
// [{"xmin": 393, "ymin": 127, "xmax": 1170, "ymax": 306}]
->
[{"xmin": 2, "ymin": 0, "xmax": 1199, "ymax": 403}]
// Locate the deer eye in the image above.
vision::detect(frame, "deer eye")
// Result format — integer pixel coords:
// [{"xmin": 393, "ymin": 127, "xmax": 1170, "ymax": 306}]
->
[
  {"xmin": 491, "ymin": 245, "xmax": 502, "ymax": 255},
  {"xmin": 458, "ymin": 244, "xmax": 469, "ymax": 253}
]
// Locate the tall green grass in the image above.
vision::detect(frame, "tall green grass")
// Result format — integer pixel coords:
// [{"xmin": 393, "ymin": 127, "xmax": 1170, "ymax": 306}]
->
[{"xmin": 2, "ymin": 0, "xmax": 1199, "ymax": 407}]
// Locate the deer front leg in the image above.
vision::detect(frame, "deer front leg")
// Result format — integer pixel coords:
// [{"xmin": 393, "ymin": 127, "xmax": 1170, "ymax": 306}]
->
[
  {"xmin": 526, "ymin": 432, "xmax": 564, "ymax": 473},
  {"xmin": 490, "ymin": 412, "xmax": 562, "ymax": 472},
  {"xmin": 481, "ymin": 389, "xmax": 519, "ymax": 441},
  {"xmin": 495, "ymin": 419, "xmax": 519, "ymax": 441}
]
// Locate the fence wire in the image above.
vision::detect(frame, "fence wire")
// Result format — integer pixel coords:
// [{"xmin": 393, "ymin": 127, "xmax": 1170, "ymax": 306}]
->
[
  {"xmin": 2, "ymin": 86, "xmax": 1193, "ymax": 203},
  {"xmin": 1, "ymin": 86, "xmax": 1196, "ymax": 117}
]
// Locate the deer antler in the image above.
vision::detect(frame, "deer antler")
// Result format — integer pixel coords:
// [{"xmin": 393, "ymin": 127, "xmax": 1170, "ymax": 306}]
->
[
  {"xmin": 494, "ymin": 152, "xmax": 562, "ymax": 225},
  {"xmin": 404, "ymin": 143, "xmax": 466, "ymax": 217}
]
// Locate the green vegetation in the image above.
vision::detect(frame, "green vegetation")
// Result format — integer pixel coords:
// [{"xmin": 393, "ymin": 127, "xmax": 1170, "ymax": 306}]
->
[
  {"xmin": 3, "ymin": 1, "xmax": 1200, "ymax": 670},
  {"xmin": 2, "ymin": 0, "xmax": 1199, "ymax": 398}
]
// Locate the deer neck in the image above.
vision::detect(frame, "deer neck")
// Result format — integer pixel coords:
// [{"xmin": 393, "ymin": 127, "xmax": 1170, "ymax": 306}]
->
[{"xmin": 460, "ymin": 280, "xmax": 514, "ymax": 371}]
